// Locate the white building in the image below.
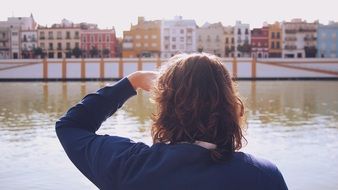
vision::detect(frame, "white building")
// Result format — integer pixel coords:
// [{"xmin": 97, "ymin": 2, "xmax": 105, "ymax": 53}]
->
[
  {"xmin": 21, "ymin": 30, "xmax": 37, "ymax": 58},
  {"xmin": 161, "ymin": 16, "xmax": 197, "ymax": 58},
  {"xmin": 196, "ymin": 22, "xmax": 225, "ymax": 57},
  {"xmin": 0, "ymin": 14, "xmax": 36, "ymax": 59},
  {"xmin": 282, "ymin": 19, "xmax": 318, "ymax": 58},
  {"xmin": 234, "ymin": 21, "xmax": 251, "ymax": 57}
]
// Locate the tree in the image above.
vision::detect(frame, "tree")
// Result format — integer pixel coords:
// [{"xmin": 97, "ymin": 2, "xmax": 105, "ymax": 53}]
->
[
  {"xmin": 90, "ymin": 46, "xmax": 99, "ymax": 58},
  {"xmin": 102, "ymin": 48, "xmax": 110, "ymax": 58},
  {"xmin": 197, "ymin": 47, "xmax": 203, "ymax": 53},
  {"xmin": 237, "ymin": 42, "xmax": 251, "ymax": 57},
  {"xmin": 72, "ymin": 47, "xmax": 82, "ymax": 58},
  {"xmin": 32, "ymin": 47, "xmax": 45, "ymax": 58}
]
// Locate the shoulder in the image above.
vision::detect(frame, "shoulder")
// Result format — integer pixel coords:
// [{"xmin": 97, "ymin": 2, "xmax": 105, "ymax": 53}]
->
[{"xmin": 234, "ymin": 152, "xmax": 288, "ymax": 190}]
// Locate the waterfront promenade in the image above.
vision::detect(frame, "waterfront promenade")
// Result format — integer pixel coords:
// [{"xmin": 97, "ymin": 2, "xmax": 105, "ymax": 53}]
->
[{"xmin": 1, "ymin": 58, "xmax": 338, "ymax": 80}]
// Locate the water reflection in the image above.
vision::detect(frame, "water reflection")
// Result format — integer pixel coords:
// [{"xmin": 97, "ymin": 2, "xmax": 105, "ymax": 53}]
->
[{"xmin": 0, "ymin": 81, "xmax": 338, "ymax": 190}]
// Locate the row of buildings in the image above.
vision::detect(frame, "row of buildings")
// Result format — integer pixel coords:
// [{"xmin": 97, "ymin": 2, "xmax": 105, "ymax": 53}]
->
[
  {"xmin": 0, "ymin": 14, "xmax": 117, "ymax": 59},
  {"xmin": 1, "ymin": 15, "xmax": 338, "ymax": 59}
]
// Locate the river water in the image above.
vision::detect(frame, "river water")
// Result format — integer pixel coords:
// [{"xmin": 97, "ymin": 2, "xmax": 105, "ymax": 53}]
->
[{"xmin": 0, "ymin": 81, "xmax": 337, "ymax": 190}]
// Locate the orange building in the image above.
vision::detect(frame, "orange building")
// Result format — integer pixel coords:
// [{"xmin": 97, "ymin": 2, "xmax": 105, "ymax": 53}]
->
[
  {"xmin": 122, "ymin": 17, "xmax": 161, "ymax": 58},
  {"xmin": 268, "ymin": 22, "xmax": 283, "ymax": 58}
]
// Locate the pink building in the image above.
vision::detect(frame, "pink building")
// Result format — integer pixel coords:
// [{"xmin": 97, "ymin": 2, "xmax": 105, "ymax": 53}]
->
[
  {"xmin": 81, "ymin": 28, "xmax": 117, "ymax": 58},
  {"xmin": 251, "ymin": 26, "xmax": 269, "ymax": 58}
]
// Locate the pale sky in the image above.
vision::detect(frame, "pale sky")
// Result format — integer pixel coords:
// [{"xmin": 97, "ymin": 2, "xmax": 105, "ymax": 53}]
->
[{"xmin": 1, "ymin": 0, "xmax": 337, "ymax": 37}]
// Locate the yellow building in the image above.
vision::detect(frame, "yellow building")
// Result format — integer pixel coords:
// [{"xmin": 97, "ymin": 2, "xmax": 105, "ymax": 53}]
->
[
  {"xmin": 122, "ymin": 17, "xmax": 161, "ymax": 58},
  {"xmin": 268, "ymin": 22, "xmax": 282, "ymax": 58}
]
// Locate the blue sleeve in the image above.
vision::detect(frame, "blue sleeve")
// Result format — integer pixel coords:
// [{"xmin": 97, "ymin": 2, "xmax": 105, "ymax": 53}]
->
[{"xmin": 55, "ymin": 78, "xmax": 150, "ymax": 189}]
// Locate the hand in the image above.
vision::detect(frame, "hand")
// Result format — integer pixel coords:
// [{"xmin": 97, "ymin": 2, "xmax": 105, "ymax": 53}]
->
[{"xmin": 127, "ymin": 71, "xmax": 158, "ymax": 91}]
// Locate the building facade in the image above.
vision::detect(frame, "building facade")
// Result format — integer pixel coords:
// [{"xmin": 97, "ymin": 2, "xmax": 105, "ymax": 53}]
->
[
  {"xmin": 268, "ymin": 22, "xmax": 282, "ymax": 57},
  {"xmin": 0, "ymin": 27, "xmax": 11, "ymax": 59},
  {"xmin": 37, "ymin": 20, "xmax": 81, "ymax": 58},
  {"xmin": 81, "ymin": 27, "xmax": 117, "ymax": 58},
  {"xmin": 282, "ymin": 19, "xmax": 318, "ymax": 58},
  {"xmin": 224, "ymin": 26, "xmax": 235, "ymax": 57},
  {"xmin": 317, "ymin": 22, "xmax": 338, "ymax": 58},
  {"xmin": 0, "ymin": 14, "xmax": 36, "ymax": 59},
  {"xmin": 161, "ymin": 16, "xmax": 197, "ymax": 58},
  {"xmin": 122, "ymin": 17, "xmax": 161, "ymax": 58},
  {"xmin": 251, "ymin": 26, "xmax": 269, "ymax": 58},
  {"xmin": 196, "ymin": 22, "xmax": 225, "ymax": 57},
  {"xmin": 20, "ymin": 30, "xmax": 37, "ymax": 58},
  {"xmin": 234, "ymin": 21, "xmax": 251, "ymax": 57}
]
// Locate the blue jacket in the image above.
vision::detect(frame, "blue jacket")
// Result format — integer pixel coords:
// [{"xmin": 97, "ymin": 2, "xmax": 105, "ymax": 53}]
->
[{"xmin": 56, "ymin": 78, "xmax": 288, "ymax": 190}]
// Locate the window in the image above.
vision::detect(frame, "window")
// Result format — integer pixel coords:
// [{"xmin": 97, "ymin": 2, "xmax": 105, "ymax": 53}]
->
[
  {"xmin": 135, "ymin": 43, "xmax": 141, "ymax": 47},
  {"xmin": 135, "ymin": 35, "xmax": 141, "ymax": 39},
  {"xmin": 271, "ymin": 32, "xmax": 275, "ymax": 39},
  {"xmin": 48, "ymin": 31, "xmax": 53, "ymax": 39},
  {"xmin": 107, "ymin": 36, "xmax": 110, "ymax": 42},
  {"xmin": 226, "ymin": 38, "xmax": 229, "ymax": 43},
  {"xmin": 57, "ymin": 43, "xmax": 62, "ymax": 50},
  {"xmin": 172, "ymin": 45, "xmax": 176, "ymax": 49},
  {"xmin": 276, "ymin": 32, "xmax": 280, "ymax": 38},
  {"xmin": 237, "ymin": 29, "xmax": 241, "ymax": 35},
  {"xmin": 172, "ymin": 37, "xmax": 176, "ymax": 42},
  {"xmin": 66, "ymin": 42, "xmax": 71, "ymax": 50},
  {"xmin": 276, "ymin": 42, "xmax": 280, "ymax": 49},
  {"xmin": 57, "ymin": 31, "xmax": 62, "ymax": 39},
  {"xmin": 66, "ymin": 31, "xmax": 71, "ymax": 39},
  {"xmin": 164, "ymin": 44, "xmax": 169, "ymax": 50},
  {"xmin": 164, "ymin": 36, "xmax": 170, "ymax": 41},
  {"xmin": 180, "ymin": 37, "xmax": 184, "ymax": 42},
  {"xmin": 245, "ymin": 29, "xmax": 249, "ymax": 35},
  {"xmin": 49, "ymin": 43, "xmax": 53, "ymax": 50},
  {"xmin": 144, "ymin": 35, "xmax": 148, "ymax": 39},
  {"xmin": 151, "ymin": 35, "xmax": 157, "ymax": 39},
  {"xmin": 180, "ymin": 29, "xmax": 184, "ymax": 34},
  {"xmin": 75, "ymin": 42, "xmax": 79, "ymax": 48},
  {"xmin": 40, "ymin": 32, "xmax": 45, "ymax": 39},
  {"xmin": 151, "ymin": 43, "xmax": 157, "ymax": 47},
  {"xmin": 75, "ymin": 31, "xmax": 79, "ymax": 39},
  {"xmin": 40, "ymin": 43, "xmax": 45, "ymax": 49}
]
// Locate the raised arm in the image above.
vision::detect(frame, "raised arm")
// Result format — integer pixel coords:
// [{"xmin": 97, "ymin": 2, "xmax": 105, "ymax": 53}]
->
[{"xmin": 55, "ymin": 71, "xmax": 157, "ymax": 189}]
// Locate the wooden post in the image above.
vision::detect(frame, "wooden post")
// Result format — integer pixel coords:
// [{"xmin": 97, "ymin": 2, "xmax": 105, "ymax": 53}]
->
[
  {"xmin": 62, "ymin": 58, "xmax": 67, "ymax": 80},
  {"xmin": 251, "ymin": 57, "xmax": 257, "ymax": 79},
  {"xmin": 156, "ymin": 56, "xmax": 161, "ymax": 68},
  {"xmin": 137, "ymin": 57, "xmax": 143, "ymax": 71},
  {"xmin": 43, "ymin": 58, "xmax": 48, "ymax": 80},
  {"xmin": 81, "ymin": 58, "xmax": 86, "ymax": 80},
  {"xmin": 118, "ymin": 58, "xmax": 123, "ymax": 79},
  {"xmin": 100, "ymin": 58, "xmax": 105, "ymax": 80},
  {"xmin": 232, "ymin": 57, "xmax": 237, "ymax": 79}
]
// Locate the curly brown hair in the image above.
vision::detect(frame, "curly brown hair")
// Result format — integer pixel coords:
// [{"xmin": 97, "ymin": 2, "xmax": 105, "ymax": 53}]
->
[{"xmin": 151, "ymin": 53, "xmax": 246, "ymax": 162}]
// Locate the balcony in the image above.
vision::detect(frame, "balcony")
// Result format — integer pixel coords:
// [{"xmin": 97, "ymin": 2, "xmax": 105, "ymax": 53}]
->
[
  {"xmin": 285, "ymin": 37, "xmax": 297, "ymax": 41},
  {"xmin": 284, "ymin": 45, "xmax": 297, "ymax": 50},
  {"xmin": 40, "ymin": 36, "xmax": 46, "ymax": 40},
  {"xmin": 48, "ymin": 47, "xmax": 54, "ymax": 50},
  {"xmin": 48, "ymin": 36, "xmax": 54, "ymax": 40},
  {"xmin": 304, "ymin": 37, "xmax": 317, "ymax": 41},
  {"xmin": 285, "ymin": 29, "xmax": 297, "ymax": 34}
]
